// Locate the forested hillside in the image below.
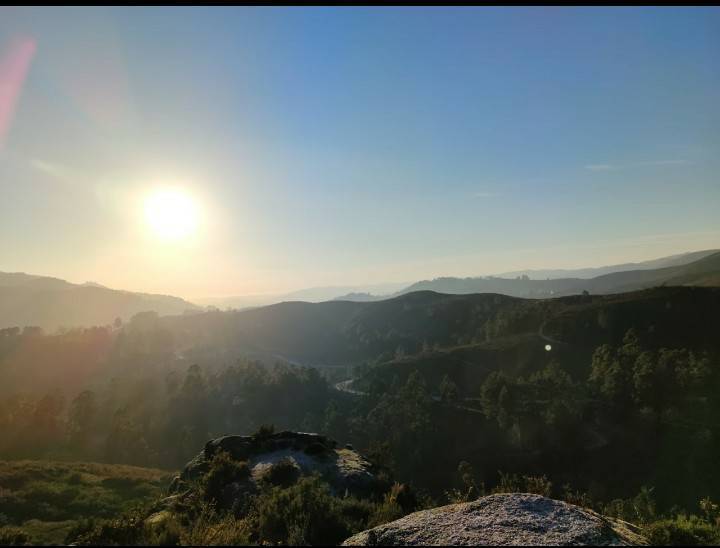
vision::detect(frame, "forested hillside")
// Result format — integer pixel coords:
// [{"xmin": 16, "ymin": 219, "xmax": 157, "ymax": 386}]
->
[{"xmin": 0, "ymin": 287, "xmax": 718, "ymax": 515}]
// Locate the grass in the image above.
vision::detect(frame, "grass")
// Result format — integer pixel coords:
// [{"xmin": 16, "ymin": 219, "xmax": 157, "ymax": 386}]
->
[{"xmin": 0, "ymin": 460, "xmax": 175, "ymax": 544}]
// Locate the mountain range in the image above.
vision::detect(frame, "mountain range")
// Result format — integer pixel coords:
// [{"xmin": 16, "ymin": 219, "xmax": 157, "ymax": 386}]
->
[
  {"xmin": 1, "ymin": 248, "xmax": 719, "ymax": 331},
  {"xmin": 495, "ymin": 248, "xmax": 718, "ymax": 279},
  {"xmin": 194, "ymin": 282, "xmax": 410, "ymax": 310},
  {"xmin": 187, "ymin": 249, "xmax": 720, "ymax": 308},
  {"xmin": 388, "ymin": 249, "xmax": 720, "ymax": 300}
]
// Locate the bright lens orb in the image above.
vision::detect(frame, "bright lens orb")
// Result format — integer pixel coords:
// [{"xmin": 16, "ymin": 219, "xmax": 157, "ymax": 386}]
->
[{"xmin": 143, "ymin": 187, "xmax": 199, "ymax": 242}]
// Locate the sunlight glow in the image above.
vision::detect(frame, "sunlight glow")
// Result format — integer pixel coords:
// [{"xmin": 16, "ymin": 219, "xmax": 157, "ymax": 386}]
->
[{"xmin": 143, "ymin": 187, "xmax": 200, "ymax": 242}]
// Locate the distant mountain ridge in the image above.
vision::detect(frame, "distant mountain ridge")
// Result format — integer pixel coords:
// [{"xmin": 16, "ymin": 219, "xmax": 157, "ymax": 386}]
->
[
  {"xmin": 192, "ymin": 250, "xmax": 720, "ymax": 307},
  {"xmin": 0, "ymin": 271, "xmax": 200, "ymax": 331},
  {"xmin": 196, "ymin": 282, "xmax": 410, "ymax": 310},
  {"xmin": 497, "ymin": 248, "xmax": 719, "ymax": 279},
  {"xmin": 392, "ymin": 249, "xmax": 720, "ymax": 299}
]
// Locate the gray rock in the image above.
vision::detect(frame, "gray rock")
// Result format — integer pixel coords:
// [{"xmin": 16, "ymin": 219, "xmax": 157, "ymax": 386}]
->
[
  {"xmin": 341, "ymin": 493, "xmax": 648, "ymax": 546},
  {"xmin": 171, "ymin": 431, "xmax": 387, "ymax": 501},
  {"xmin": 144, "ymin": 510, "xmax": 173, "ymax": 531}
]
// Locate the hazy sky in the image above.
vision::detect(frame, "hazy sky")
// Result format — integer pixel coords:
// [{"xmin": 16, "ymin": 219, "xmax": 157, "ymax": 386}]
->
[{"xmin": 1, "ymin": 7, "xmax": 719, "ymax": 299}]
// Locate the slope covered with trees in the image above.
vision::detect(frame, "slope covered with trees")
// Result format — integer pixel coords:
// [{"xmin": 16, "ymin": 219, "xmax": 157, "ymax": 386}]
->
[{"xmin": 0, "ymin": 287, "xmax": 718, "ymax": 511}]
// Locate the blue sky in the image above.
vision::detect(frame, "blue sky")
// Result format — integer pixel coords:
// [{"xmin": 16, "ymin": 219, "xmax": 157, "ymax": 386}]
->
[{"xmin": 0, "ymin": 7, "xmax": 718, "ymax": 298}]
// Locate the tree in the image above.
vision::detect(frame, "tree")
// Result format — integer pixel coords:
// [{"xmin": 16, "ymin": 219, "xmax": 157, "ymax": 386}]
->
[
  {"xmin": 364, "ymin": 370, "xmax": 434, "ymax": 480},
  {"xmin": 67, "ymin": 390, "xmax": 98, "ymax": 454},
  {"xmin": 480, "ymin": 371, "xmax": 511, "ymax": 423},
  {"xmin": 162, "ymin": 364, "xmax": 210, "ymax": 464},
  {"xmin": 439, "ymin": 375, "xmax": 459, "ymax": 405},
  {"xmin": 525, "ymin": 360, "xmax": 580, "ymax": 428},
  {"xmin": 589, "ymin": 342, "xmax": 633, "ymax": 410},
  {"xmin": 632, "ymin": 351, "xmax": 660, "ymax": 408},
  {"xmin": 105, "ymin": 406, "xmax": 153, "ymax": 466},
  {"xmin": 30, "ymin": 391, "xmax": 65, "ymax": 453},
  {"xmin": 323, "ymin": 400, "xmax": 344, "ymax": 440}
]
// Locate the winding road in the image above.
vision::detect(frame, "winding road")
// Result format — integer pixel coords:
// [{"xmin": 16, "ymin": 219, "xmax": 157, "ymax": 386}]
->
[
  {"xmin": 333, "ymin": 319, "xmax": 566, "ymax": 416},
  {"xmin": 333, "ymin": 378, "xmax": 485, "ymax": 414}
]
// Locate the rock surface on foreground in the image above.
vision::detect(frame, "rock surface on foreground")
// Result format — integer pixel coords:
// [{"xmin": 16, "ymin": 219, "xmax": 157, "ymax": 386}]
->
[{"xmin": 342, "ymin": 493, "xmax": 648, "ymax": 546}]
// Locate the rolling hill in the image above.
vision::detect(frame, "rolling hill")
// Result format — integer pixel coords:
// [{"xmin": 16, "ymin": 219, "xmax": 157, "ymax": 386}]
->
[
  {"xmin": 159, "ymin": 284, "xmax": 720, "ymax": 372},
  {"xmin": 2, "ymin": 248, "xmax": 719, "ymax": 337},
  {"xmin": 351, "ymin": 285, "xmax": 720, "ymax": 396},
  {"xmin": 0, "ymin": 272, "xmax": 200, "ymax": 331}
]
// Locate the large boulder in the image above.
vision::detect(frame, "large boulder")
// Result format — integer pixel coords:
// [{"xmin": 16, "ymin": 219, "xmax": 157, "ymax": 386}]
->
[
  {"xmin": 169, "ymin": 431, "xmax": 385, "ymax": 501},
  {"xmin": 342, "ymin": 493, "xmax": 647, "ymax": 546}
]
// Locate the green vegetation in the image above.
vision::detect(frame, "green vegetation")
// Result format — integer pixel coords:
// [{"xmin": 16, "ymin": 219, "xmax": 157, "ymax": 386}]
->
[
  {"xmin": 34, "ymin": 466, "xmax": 720, "ymax": 546},
  {"xmin": 200, "ymin": 451, "xmax": 250, "ymax": 504},
  {"xmin": 1, "ymin": 286, "xmax": 719, "ymax": 544},
  {"xmin": 0, "ymin": 460, "xmax": 172, "ymax": 545},
  {"xmin": 644, "ymin": 515, "xmax": 720, "ymax": 546},
  {"xmin": 64, "ymin": 454, "xmax": 417, "ymax": 546},
  {"xmin": 259, "ymin": 458, "xmax": 300, "ymax": 488}
]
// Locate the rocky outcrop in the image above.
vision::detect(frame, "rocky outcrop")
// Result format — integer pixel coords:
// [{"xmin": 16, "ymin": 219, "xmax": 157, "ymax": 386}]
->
[
  {"xmin": 342, "ymin": 493, "xmax": 648, "ymax": 546},
  {"xmin": 168, "ymin": 431, "xmax": 385, "ymax": 501}
]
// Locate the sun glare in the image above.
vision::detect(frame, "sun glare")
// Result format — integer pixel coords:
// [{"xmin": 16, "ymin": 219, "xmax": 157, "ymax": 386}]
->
[{"xmin": 143, "ymin": 187, "xmax": 199, "ymax": 242}]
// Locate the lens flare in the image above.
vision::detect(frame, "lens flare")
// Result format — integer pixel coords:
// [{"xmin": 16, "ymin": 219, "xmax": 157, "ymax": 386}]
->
[{"xmin": 0, "ymin": 36, "xmax": 37, "ymax": 149}]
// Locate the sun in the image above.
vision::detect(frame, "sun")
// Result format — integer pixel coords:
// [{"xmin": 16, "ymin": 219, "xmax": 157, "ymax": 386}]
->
[{"xmin": 143, "ymin": 187, "xmax": 200, "ymax": 242}]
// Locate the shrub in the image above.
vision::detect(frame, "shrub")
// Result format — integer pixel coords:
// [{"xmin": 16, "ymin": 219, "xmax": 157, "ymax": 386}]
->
[
  {"xmin": 365, "ymin": 483, "xmax": 414, "ymax": 528},
  {"xmin": 446, "ymin": 486, "xmax": 479, "ymax": 504},
  {"xmin": 252, "ymin": 475, "xmax": 350, "ymax": 545},
  {"xmin": 367, "ymin": 496, "xmax": 404, "ymax": 528},
  {"xmin": 201, "ymin": 451, "xmax": 250, "ymax": 504},
  {"xmin": 179, "ymin": 503, "xmax": 251, "ymax": 546},
  {"xmin": 386, "ymin": 482, "xmax": 417, "ymax": 513},
  {"xmin": 252, "ymin": 424, "xmax": 276, "ymax": 439},
  {"xmin": 260, "ymin": 457, "xmax": 300, "ymax": 488},
  {"xmin": 631, "ymin": 486, "xmax": 657, "ymax": 524},
  {"xmin": 524, "ymin": 475, "xmax": 553, "ymax": 498},
  {"xmin": 336, "ymin": 497, "xmax": 375, "ymax": 532},
  {"xmin": 561, "ymin": 484, "xmax": 593, "ymax": 509},
  {"xmin": 145, "ymin": 517, "xmax": 182, "ymax": 546},
  {"xmin": 492, "ymin": 472, "xmax": 552, "ymax": 497},
  {"xmin": 644, "ymin": 515, "xmax": 720, "ymax": 546},
  {"xmin": 0, "ymin": 526, "xmax": 31, "ymax": 546},
  {"xmin": 65, "ymin": 507, "xmax": 148, "ymax": 545}
]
